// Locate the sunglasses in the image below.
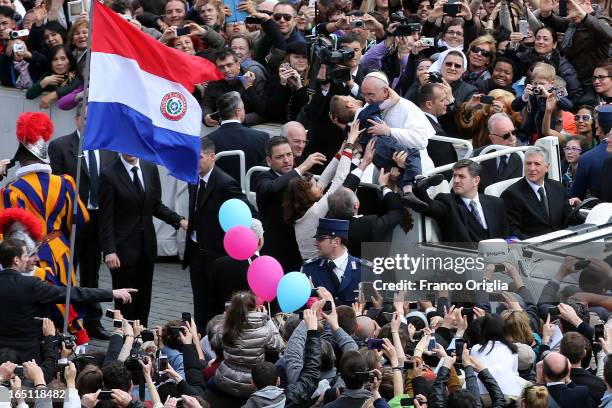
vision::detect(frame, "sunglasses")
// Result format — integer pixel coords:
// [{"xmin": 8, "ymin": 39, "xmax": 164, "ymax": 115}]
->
[
  {"xmin": 259, "ymin": 10, "xmax": 273, "ymax": 15},
  {"xmin": 471, "ymin": 46, "xmax": 492, "ymax": 58},
  {"xmin": 592, "ymin": 75, "xmax": 611, "ymax": 82},
  {"xmin": 273, "ymin": 13, "xmax": 293, "ymax": 21},
  {"xmin": 491, "ymin": 129, "xmax": 516, "ymax": 140},
  {"xmin": 574, "ymin": 114, "xmax": 592, "ymax": 122},
  {"xmin": 444, "ymin": 62, "xmax": 463, "ymax": 69},
  {"xmin": 563, "ymin": 146, "xmax": 582, "ymax": 153}
]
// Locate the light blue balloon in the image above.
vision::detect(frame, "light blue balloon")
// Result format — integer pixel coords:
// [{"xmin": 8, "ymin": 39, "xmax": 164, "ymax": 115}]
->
[
  {"xmin": 277, "ymin": 272, "xmax": 311, "ymax": 313},
  {"xmin": 219, "ymin": 199, "xmax": 252, "ymax": 232}
]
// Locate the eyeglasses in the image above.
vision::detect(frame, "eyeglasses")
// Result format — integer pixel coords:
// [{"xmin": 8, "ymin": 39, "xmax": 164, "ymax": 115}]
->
[
  {"xmin": 471, "ymin": 46, "xmax": 492, "ymax": 58},
  {"xmin": 259, "ymin": 10, "xmax": 273, "ymax": 15},
  {"xmin": 491, "ymin": 129, "xmax": 516, "ymax": 140},
  {"xmin": 445, "ymin": 30, "xmax": 464, "ymax": 37},
  {"xmin": 444, "ymin": 62, "xmax": 463, "ymax": 69},
  {"xmin": 574, "ymin": 114, "xmax": 592, "ymax": 122},
  {"xmin": 273, "ymin": 13, "xmax": 293, "ymax": 21},
  {"xmin": 563, "ymin": 146, "xmax": 582, "ymax": 153},
  {"xmin": 592, "ymin": 75, "xmax": 611, "ymax": 82}
]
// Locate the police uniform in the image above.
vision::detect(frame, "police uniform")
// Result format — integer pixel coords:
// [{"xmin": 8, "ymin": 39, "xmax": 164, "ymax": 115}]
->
[{"xmin": 300, "ymin": 218, "xmax": 368, "ymax": 306}]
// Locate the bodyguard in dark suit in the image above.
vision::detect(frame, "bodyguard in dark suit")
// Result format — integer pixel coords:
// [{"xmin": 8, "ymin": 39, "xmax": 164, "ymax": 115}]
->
[
  {"xmin": 98, "ymin": 154, "xmax": 187, "ymax": 326},
  {"xmin": 501, "ymin": 147, "xmax": 573, "ymax": 240},
  {"xmin": 0, "ymin": 238, "xmax": 135, "ymax": 363},
  {"xmin": 301, "ymin": 218, "xmax": 367, "ymax": 306},
  {"xmin": 418, "ymin": 83, "xmax": 458, "ymax": 178},
  {"xmin": 48, "ymin": 105, "xmax": 116, "ymax": 339},
  {"xmin": 207, "ymin": 91, "xmax": 269, "ymax": 184},
  {"xmin": 254, "ymin": 137, "xmax": 325, "ymax": 273},
  {"xmin": 471, "ymin": 113, "xmax": 522, "ymax": 192},
  {"xmin": 183, "ymin": 138, "xmax": 257, "ymax": 328},
  {"xmin": 543, "ymin": 351, "xmax": 595, "ymax": 408},
  {"xmin": 407, "ymin": 159, "xmax": 508, "ymax": 246}
]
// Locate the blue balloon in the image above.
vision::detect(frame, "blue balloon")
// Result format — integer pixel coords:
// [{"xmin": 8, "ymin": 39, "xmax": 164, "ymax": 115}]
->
[
  {"xmin": 277, "ymin": 272, "xmax": 311, "ymax": 313},
  {"xmin": 219, "ymin": 199, "xmax": 252, "ymax": 232}
]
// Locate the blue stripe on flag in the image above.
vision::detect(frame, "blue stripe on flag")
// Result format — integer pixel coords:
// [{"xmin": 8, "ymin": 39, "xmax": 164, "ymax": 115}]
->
[{"xmin": 84, "ymin": 101, "xmax": 200, "ymax": 184}]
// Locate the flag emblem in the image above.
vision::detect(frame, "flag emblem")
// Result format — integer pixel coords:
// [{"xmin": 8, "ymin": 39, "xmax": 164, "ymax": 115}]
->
[{"xmin": 160, "ymin": 92, "xmax": 188, "ymax": 121}]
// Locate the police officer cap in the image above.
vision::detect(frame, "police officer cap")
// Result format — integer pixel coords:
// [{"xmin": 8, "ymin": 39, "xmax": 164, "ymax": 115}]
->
[
  {"xmin": 596, "ymin": 104, "xmax": 612, "ymax": 132},
  {"xmin": 314, "ymin": 218, "xmax": 349, "ymax": 239}
]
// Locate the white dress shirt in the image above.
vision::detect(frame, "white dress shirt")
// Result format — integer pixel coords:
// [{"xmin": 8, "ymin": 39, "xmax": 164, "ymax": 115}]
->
[
  {"xmin": 526, "ymin": 179, "xmax": 546, "ymax": 201},
  {"xmin": 120, "ymin": 156, "xmax": 145, "ymax": 192},
  {"xmin": 460, "ymin": 193, "xmax": 488, "ymax": 229},
  {"xmin": 328, "ymin": 249, "xmax": 349, "ymax": 283}
]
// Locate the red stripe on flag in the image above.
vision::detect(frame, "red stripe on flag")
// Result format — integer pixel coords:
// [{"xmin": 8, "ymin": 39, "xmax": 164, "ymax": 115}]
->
[{"xmin": 91, "ymin": 0, "xmax": 223, "ymax": 92}]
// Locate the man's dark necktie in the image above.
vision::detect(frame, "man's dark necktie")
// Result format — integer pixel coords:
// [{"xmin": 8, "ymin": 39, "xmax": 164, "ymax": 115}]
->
[
  {"xmin": 131, "ymin": 167, "xmax": 144, "ymax": 200},
  {"xmin": 195, "ymin": 179, "xmax": 206, "ymax": 210},
  {"xmin": 470, "ymin": 200, "xmax": 485, "ymax": 228},
  {"xmin": 87, "ymin": 150, "xmax": 99, "ymax": 207},
  {"xmin": 538, "ymin": 187, "xmax": 550, "ymax": 220},
  {"xmin": 326, "ymin": 260, "xmax": 340, "ymax": 291},
  {"xmin": 498, "ymin": 155, "xmax": 507, "ymax": 177}
]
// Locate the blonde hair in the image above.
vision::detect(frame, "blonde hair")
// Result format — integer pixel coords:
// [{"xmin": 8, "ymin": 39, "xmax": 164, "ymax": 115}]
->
[
  {"xmin": 531, "ymin": 62, "xmax": 556, "ymax": 82},
  {"xmin": 469, "ymin": 34, "xmax": 497, "ymax": 60},
  {"xmin": 501, "ymin": 310, "xmax": 534, "ymax": 345},
  {"xmin": 522, "ymin": 385, "xmax": 548, "ymax": 408}
]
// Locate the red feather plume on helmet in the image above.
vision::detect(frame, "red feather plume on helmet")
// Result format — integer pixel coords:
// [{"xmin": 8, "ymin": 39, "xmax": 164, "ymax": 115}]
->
[
  {"xmin": 0, "ymin": 208, "xmax": 44, "ymax": 242},
  {"xmin": 16, "ymin": 112, "xmax": 54, "ymax": 145}
]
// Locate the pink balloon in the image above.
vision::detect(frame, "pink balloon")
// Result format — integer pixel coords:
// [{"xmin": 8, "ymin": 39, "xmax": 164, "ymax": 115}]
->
[
  {"xmin": 223, "ymin": 226, "xmax": 258, "ymax": 260},
  {"xmin": 247, "ymin": 256, "xmax": 284, "ymax": 302}
]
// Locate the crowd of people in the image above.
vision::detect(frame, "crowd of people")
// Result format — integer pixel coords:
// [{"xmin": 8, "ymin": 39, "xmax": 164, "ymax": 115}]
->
[{"xmin": 0, "ymin": 0, "xmax": 612, "ymax": 406}]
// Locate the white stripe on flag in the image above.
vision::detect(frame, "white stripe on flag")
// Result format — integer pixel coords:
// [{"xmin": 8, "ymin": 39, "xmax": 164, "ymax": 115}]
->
[{"xmin": 88, "ymin": 52, "xmax": 202, "ymax": 136}]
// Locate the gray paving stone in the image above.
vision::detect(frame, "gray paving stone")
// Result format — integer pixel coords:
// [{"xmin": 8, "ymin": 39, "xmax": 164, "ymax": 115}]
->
[{"xmin": 86, "ymin": 262, "xmax": 193, "ymax": 353}]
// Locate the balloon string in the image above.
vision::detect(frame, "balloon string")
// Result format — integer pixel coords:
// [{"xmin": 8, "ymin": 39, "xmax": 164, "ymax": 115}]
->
[{"xmin": 267, "ymin": 302, "xmax": 271, "ymax": 318}]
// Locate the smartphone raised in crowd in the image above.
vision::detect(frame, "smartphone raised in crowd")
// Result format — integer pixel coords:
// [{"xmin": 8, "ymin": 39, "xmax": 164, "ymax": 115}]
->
[
  {"xmin": 105, "ymin": 309, "xmax": 115, "ymax": 319},
  {"xmin": 455, "ymin": 339, "xmax": 465, "ymax": 365},
  {"xmin": 182, "ymin": 312, "xmax": 191, "ymax": 323},
  {"xmin": 428, "ymin": 338, "xmax": 436, "ymax": 352},
  {"xmin": 367, "ymin": 338, "xmax": 384, "ymax": 351},
  {"xmin": 158, "ymin": 355, "xmax": 169, "ymax": 371},
  {"xmin": 595, "ymin": 324, "xmax": 605, "ymax": 341}
]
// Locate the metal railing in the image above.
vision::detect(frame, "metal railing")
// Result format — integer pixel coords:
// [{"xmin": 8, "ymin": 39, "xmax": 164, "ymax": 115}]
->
[
  {"xmin": 215, "ymin": 150, "xmax": 246, "ymax": 191},
  {"xmin": 424, "ymin": 136, "xmax": 561, "ymax": 182},
  {"xmin": 430, "ymin": 135, "xmax": 474, "ymax": 159}
]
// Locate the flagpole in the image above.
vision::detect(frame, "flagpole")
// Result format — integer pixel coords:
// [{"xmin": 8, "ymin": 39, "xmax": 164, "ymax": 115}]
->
[{"xmin": 62, "ymin": 0, "xmax": 96, "ymax": 336}]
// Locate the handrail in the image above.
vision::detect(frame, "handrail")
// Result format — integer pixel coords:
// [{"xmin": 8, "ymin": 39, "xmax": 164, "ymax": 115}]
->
[
  {"xmin": 479, "ymin": 144, "xmax": 527, "ymax": 161},
  {"xmin": 215, "ymin": 150, "xmax": 246, "ymax": 191},
  {"xmin": 245, "ymin": 166, "xmax": 270, "ymax": 195},
  {"xmin": 424, "ymin": 146, "xmax": 531, "ymax": 175},
  {"xmin": 430, "ymin": 135, "xmax": 473, "ymax": 159}
]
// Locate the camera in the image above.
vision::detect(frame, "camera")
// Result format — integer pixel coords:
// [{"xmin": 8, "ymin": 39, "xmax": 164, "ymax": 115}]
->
[
  {"xmin": 13, "ymin": 43, "xmax": 25, "ymax": 54},
  {"xmin": 9, "ymin": 29, "xmax": 29, "ymax": 39},
  {"xmin": 428, "ymin": 71, "xmax": 443, "ymax": 83},
  {"xmin": 175, "ymin": 26, "xmax": 189, "ymax": 36},
  {"xmin": 125, "ymin": 351, "xmax": 148, "ymax": 371},
  {"xmin": 306, "ymin": 36, "xmax": 355, "ymax": 85},
  {"xmin": 389, "ymin": 13, "xmax": 420, "ymax": 36},
  {"xmin": 351, "ymin": 19, "xmax": 364, "ymax": 28},
  {"xmin": 421, "ymin": 37, "xmax": 434, "ymax": 46},
  {"xmin": 141, "ymin": 330, "xmax": 155, "ymax": 342},
  {"xmin": 56, "ymin": 333, "xmax": 76, "ymax": 350},
  {"xmin": 532, "ymin": 86, "xmax": 543, "ymax": 96}
]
